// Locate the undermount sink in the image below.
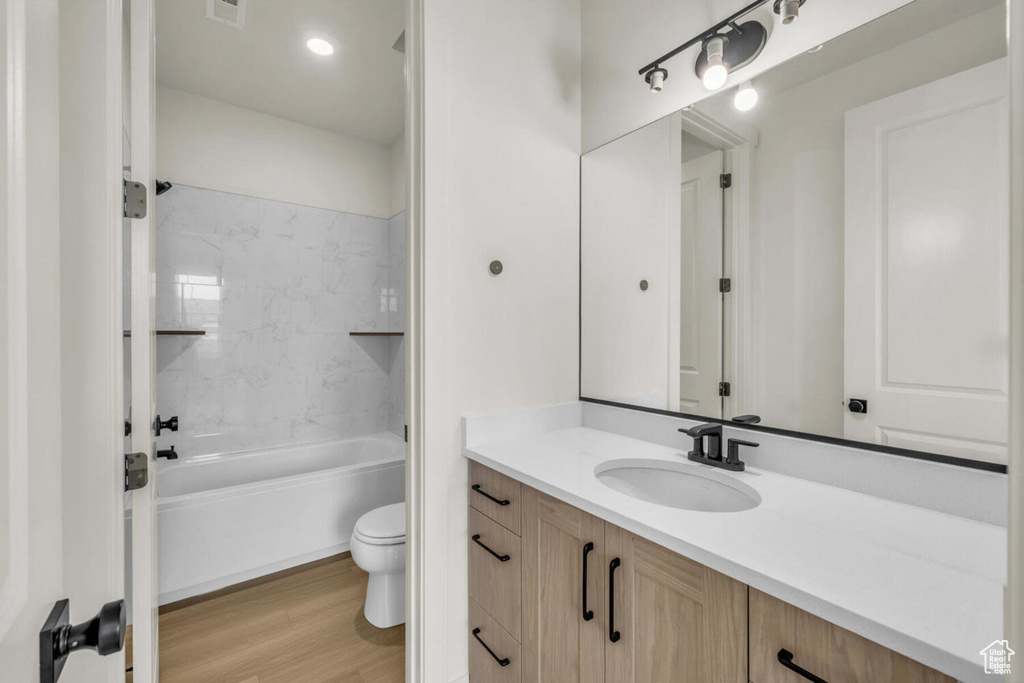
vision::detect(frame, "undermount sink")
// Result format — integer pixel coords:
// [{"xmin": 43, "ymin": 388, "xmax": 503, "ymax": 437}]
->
[{"xmin": 595, "ymin": 458, "xmax": 761, "ymax": 513}]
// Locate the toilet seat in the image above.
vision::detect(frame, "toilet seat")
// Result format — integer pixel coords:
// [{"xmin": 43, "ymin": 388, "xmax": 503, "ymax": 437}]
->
[{"xmin": 353, "ymin": 502, "xmax": 405, "ymax": 546}]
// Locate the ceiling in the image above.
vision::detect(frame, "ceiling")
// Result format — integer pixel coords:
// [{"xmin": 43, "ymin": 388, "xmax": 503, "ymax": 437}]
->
[{"xmin": 156, "ymin": 0, "xmax": 406, "ymax": 147}]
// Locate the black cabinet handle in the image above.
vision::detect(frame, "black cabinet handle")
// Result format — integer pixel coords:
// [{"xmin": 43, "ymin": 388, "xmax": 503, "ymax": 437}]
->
[
  {"xmin": 472, "ymin": 484, "xmax": 510, "ymax": 506},
  {"xmin": 608, "ymin": 557, "xmax": 621, "ymax": 643},
  {"xmin": 472, "ymin": 534, "xmax": 510, "ymax": 562},
  {"xmin": 472, "ymin": 627, "xmax": 510, "ymax": 667},
  {"xmin": 582, "ymin": 542, "xmax": 594, "ymax": 621},
  {"xmin": 778, "ymin": 649, "xmax": 828, "ymax": 683}
]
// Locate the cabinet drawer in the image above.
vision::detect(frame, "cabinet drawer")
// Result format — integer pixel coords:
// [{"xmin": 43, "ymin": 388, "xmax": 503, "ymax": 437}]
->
[
  {"xmin": 749, "ymin": 589, "xmax": 955, "ymax": 683},
  {"xmin": 471, "ymin": 599, "xmax": 522, "ymax": 683},
  {"xmin": 469, "ymin": 507, "xmax": 522, "ymax": 641},
  {"xmin": 470, "ymin": 461, "xmax": 522, "ymax": 535}
]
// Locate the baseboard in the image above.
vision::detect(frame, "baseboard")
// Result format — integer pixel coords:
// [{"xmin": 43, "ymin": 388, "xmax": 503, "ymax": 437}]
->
[{"xmin": 158, "ymin": 542, "xmax": 350, "ymax": 607}]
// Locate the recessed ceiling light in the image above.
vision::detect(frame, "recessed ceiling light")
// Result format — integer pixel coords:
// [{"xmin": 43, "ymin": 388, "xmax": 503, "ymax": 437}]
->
[{"xmin": 306, "ymin": 38, "xmax": 335, "ymax": 56}]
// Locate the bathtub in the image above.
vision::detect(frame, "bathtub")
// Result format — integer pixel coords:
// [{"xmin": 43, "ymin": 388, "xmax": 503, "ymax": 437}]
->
[{"xmin": 129, "ymin": 433, "xmax": 405, "ymax": 605}]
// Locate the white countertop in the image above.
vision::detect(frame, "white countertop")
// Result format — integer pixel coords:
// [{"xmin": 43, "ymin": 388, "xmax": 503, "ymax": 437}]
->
[{"xmin": 463, "ymin": 426, "xmax": 1006, "ymax": 683}]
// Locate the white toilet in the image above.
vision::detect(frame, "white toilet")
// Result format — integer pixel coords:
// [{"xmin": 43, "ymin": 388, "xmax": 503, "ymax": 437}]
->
[{"xmin": 350, "ymin": 502, "xmax": 406, "ymax": 628}]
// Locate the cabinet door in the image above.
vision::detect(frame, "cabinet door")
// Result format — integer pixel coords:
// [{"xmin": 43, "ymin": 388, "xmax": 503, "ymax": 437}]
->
[
  {"xmin": 471, "ymin": 599, "xmax": 522, "ymax": 683},
  {"xmin": 749, "ymin": 589, "xmax": 955, "ymax": 683},
  {"xmin": 605, "ymin": 526, "xmax": 747, "ymax": 683},
  {"xmin": 521, "ymin": 487, "xmax": 605, "ymax": 683}
]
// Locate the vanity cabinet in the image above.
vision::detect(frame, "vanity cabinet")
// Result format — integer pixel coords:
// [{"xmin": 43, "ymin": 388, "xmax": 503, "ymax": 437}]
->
[
  {"xmin": 520, "ymin": 486, "xmax": 605, "ymax": 683},
  {"xmin": 604, "ymin": 524, "xmax": 747, "ymax": 683},
  {"xmin": 468, "ymin": 464, "xmax": 953, "ymax": 683},
  {"xmin": 749, "ymin": 589, "xmax": 955, "ymax": 683}
]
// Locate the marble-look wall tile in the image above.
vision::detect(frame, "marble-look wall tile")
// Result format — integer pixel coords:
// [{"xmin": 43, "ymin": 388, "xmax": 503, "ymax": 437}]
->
[{"xmin": 155, "ymin": 184, "xmax": 405, "ymax": 458}]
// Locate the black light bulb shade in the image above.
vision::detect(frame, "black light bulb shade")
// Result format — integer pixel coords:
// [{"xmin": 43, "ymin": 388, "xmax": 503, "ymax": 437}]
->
[{"xmin": 694, "ymin": 21, "xmax": 768, "ymax": 82}]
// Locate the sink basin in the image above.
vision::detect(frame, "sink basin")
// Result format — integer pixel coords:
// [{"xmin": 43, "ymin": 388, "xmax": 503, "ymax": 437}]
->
[{"xmin": 595, "ymin": 459, "xmax": 761, "ymax": 513}]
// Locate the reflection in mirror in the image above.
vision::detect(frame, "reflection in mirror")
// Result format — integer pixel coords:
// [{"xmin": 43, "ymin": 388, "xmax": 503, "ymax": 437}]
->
[{"xmin": 581, "ymin": 0, "xmax": 1009, "ymax": 465}]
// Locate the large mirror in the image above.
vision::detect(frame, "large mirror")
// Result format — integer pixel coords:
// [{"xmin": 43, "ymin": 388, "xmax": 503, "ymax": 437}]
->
[{"xmin": 581, "ymin": 0, "xmax": 1008, "ymax": 467}]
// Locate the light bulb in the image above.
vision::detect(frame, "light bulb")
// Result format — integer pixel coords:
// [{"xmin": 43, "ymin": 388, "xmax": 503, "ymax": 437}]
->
[
  {"xmin": 646, "ymin": 68, "xmax": 667, "ymax": 93},
  {"xmin": 306, "ymin": 38, "xmax": 335, "ymax": 56},
  {"xmin": 702, "ymin": 36, "xmax": 728, "ymax": 90},
  {"xmin": 734, "ymin": 82, "xmax": 758, "ymax": 111}
]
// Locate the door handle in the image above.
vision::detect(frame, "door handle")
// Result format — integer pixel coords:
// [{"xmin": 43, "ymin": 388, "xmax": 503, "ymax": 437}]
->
[
  {"xmin": 40, "ymin": 599, "xmax": 126, "ymax": 683},
  {"xmin": 777, "ymin": 649, "xmax": 829, "ymax": 683},
  {"xmin": 471, "ymin": 484, "xmax": 510, "ymax": 506},
  {"xmin": 153, "ymin": 414, "xmax": 178, "ymax": 436},
  {"xmin": 582, "ymin": 542, "xmax": 594, "ymax": 621},
  {"xmin": 609, "ymin": 557, "xmax": 621, "ymax": 643},
  {"xmin": 472, "ymin": 627, "xmax": 511, "ymax": 667},
  {"xmin": 472, "ymin": 534, "xmax": 511, "ymax": 562}
]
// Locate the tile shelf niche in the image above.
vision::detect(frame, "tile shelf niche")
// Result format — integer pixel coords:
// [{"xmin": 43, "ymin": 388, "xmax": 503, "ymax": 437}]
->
[{"xmin": 122, "ymin": 330, "xmax": 207, "ymax": 337}]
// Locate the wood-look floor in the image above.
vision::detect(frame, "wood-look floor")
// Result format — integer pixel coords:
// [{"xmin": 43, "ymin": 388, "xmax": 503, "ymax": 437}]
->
[{"xmin": 126, "ymin": 554, "xmax": 405, "ymax": 683}]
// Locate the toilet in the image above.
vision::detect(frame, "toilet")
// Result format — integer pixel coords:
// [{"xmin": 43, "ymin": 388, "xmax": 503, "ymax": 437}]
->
[{"xmin": 350, "ymin": 502, "xmax": 406, "ymax": 628}]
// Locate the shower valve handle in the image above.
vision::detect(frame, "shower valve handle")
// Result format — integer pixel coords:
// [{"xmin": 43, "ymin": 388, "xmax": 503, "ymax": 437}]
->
[{"xmin": 154, "ymin": 414, "xmax": 178, "ymax": 436}]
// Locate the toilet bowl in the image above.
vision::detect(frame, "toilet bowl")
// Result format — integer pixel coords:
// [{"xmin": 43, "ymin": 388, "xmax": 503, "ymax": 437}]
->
[{"xmin": 350, "ymin": 502, "xmax": 406, "ymax": 628}]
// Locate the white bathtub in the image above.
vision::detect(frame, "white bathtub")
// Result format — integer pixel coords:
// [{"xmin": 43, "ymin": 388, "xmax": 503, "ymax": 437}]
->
[{"xmin": 131, "ymin": 433, "xmax": 405, "ymax": 605}]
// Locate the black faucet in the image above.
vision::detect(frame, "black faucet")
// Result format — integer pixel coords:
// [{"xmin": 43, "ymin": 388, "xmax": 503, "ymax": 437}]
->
[
  {"xmin": 683, "ymin": 423, "xmax": 723, "ymax": 462},
  {"xmin": 681, "ymin": 423, "xmax": 756, "ymax": 472}
]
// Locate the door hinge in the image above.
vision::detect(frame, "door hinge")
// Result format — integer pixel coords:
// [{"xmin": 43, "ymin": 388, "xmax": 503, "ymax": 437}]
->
[
  {"xmin": 719, "ymin": 382, "xmax": 732, "ymax": 397},
  {"xmin": 125, "ymin": 452, "xmax": 148, "ymax": 491},
  {"xmin": 404, "ymin": 424, "xmax": 409, "ymax": 443},
  {"xmin": 719, "ymin": 278, "xmax": 732, "ymax": 293},
  {"xmin": 720, "ymin": 173, "xmax": 732, "ymax": 189},
  {"xmin": 123, "ymin": 180, "xmax": 147, "ymax": 219}
]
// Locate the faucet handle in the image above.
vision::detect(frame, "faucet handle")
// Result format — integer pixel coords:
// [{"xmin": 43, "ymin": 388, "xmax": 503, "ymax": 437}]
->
[{"xmin": 725, "ymin": 438, "xmax": 758, "ymax": 471}]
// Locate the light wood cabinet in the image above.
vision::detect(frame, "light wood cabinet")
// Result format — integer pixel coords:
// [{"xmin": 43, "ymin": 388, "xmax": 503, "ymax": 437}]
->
[
  {"xmin": 469, "ymin": 507, "xmax": 523, "ymax": 642},
  {"xmin": 604, "ymin": 525, "xmax": 747, "ymax": 683},
  {"xmin": 468, "ymin": 464, "xmax": 954, "ymax": 683},
  {"xmin": 471, "ymin": 599, "xmax": 522, "ymax": 683},
  {"xmin": 470, "ymin": 461, "xmax": 522, "ymax": 535},
  {"xmin": 749, "ymin": 589, "xmax": 955, "ymax": 683},
  {"xmin": 520, "ymin": 487, "xmax": 605, "ymax": 683}
]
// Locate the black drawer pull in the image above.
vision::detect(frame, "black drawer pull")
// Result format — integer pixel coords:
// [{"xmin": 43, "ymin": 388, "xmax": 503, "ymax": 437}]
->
[
  {"xmin": 472, "ymin": 534, "xmax": 510, "ymax": 562},
  {"xmin": 609, "ymin": 557, "xmax": 621, "ymax": 643},
  {"xmin": 582, "ymin": 542, "xmax": 594, "ymax": 621},
  {"xmin": 778, "ymin": 649, "xmax": 828, "ymax": 683},
  {"xmin": 472, "ymin": 627, "xmax": 510, "ymax": 667},
  {"xmin": 472, "ymin": 484, "xmax": 510, "ymax": 506}
]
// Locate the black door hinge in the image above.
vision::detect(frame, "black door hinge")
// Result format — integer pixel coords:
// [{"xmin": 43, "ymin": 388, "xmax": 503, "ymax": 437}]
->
[
  {"xmin": 125, "ymin": 452, "xmax": 148, "ymax": 491},
  {"xmin": 404, "ymin": 425, "xmax": 409, "ymax": 443},
  {"xmin": 123, "ymin": 180, "xmax": 147, "ymax": 219},
  {"xmin": 719, "ymin": 278, "xmax": 731, "ymax": 293},
  {"xmin": 720, "ymin": 173, "xmax": 732, "ymax": 189},
  {"xmin": 719, "ymin": 382, "xmax": 731, "ymax": 397}
]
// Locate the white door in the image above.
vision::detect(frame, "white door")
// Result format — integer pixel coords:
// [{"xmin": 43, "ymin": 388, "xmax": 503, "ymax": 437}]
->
[
  {"xmin": 128, "ymin": 0, "xmax": 160, "ymax": 679},
  {"xmin": 676, "ymin": 150, "xmax": 723, "ymax": 416},
  {"xmin": 844, "ymin": 59, "xmax": 1009, "ymax": 464},
  {"xmin": 0, "ymin": 1, "xmax": 157, "ymax": 681}
]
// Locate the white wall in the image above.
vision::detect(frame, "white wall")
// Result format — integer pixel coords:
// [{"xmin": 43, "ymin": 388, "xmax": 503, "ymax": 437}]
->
[
  {"xmin": 156, "ymin": 85, "xmax": 393, "ymax": 218},
  {"xmin": 420, "ymin": 0, "xmax": 581, "ymax": 679},
  {"xmin": 582, "ymin": 0, "xmax": 914, "ymax": 151}
]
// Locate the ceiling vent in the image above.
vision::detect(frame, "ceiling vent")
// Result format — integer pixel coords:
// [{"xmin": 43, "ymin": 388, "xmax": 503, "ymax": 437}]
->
[{"xmin": 206, "ymin": 0, "xmax": 247, "ymax": 29}]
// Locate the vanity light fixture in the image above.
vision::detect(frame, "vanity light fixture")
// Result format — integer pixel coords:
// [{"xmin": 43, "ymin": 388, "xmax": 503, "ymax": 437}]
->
[
  {"xmin": 734, "ymin": 81, "xmax": 759, "ymax": 111},
  {"xmin": 639, "ymin": 0, "xmax": 809, "ymax": 93},
  {"xmin": 306, "ymin": 37, "xmax": 335, "ymax": 56}
]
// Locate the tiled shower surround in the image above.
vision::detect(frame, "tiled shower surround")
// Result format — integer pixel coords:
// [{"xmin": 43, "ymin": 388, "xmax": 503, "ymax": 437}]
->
[{"xmin": 155, "ymin": 184, "xmax": 405, "ymax": 458}]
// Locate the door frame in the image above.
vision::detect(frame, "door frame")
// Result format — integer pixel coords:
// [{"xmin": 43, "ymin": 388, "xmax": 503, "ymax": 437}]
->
[
  {"xmin": 1007, "ymin": 0, "xmax": 1024, "ymax": 652},
  {"xmin": 679, "ymin": 109, "xmax": 755, "ymax": 419}
]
